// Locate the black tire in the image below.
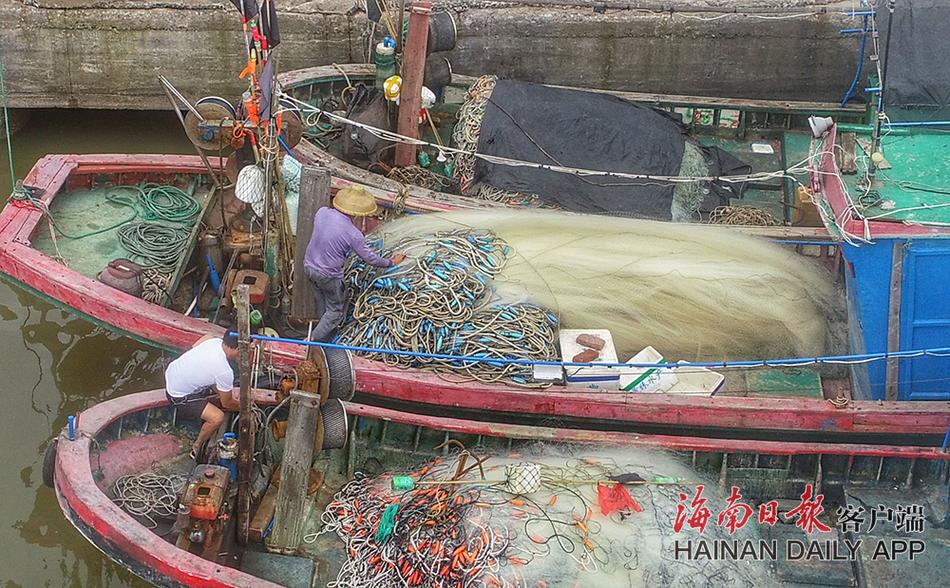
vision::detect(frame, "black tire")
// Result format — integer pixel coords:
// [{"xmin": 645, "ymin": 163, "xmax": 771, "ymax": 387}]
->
[{"xmin": 42, "ymin": 438, "xmax": 58, "ymax": 488}]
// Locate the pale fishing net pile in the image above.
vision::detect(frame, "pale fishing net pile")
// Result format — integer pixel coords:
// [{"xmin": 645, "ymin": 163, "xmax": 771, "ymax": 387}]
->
[
  {"xmin": 374, "ymin": 209, "xmax": 839, "ymax": 362},
  {"xmin": 315, "ymin": 445, "xmax": 772, "ymax": 587}
]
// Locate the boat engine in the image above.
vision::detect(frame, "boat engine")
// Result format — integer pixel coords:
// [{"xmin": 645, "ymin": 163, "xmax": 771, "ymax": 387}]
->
[{"xmin": 176, "ymin": 465, "xmax": 232, "ymax": 556}]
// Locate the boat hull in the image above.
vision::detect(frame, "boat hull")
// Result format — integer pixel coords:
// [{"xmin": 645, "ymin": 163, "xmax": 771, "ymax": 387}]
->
[
  {"xmin": 3, "ymin": 154, "xmax": 950, "ymax": 442},
  {"xmin": 52, "ymin": 389, "xmax": 950, "ymax": 587}
]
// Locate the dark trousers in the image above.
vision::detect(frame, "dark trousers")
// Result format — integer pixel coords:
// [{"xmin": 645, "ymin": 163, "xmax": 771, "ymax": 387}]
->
[{"xmin": 306, "ymin": 267, "xmax": 346, "ymax": 342}]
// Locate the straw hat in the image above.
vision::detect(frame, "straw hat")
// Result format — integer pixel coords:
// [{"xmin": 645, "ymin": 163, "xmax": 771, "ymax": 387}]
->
[{"xmin": 333, "ymin": 185, "xmax": 378, "ymax": 217}]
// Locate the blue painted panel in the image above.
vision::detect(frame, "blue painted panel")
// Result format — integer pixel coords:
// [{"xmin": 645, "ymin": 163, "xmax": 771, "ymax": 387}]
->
[
  {"xmin": 898, "ymin": 241, "xmax": 950, "ymax": 400},
  {"xmin": 842, "ymin": 240, "xmax": 897, "ymax": 400},
  {"xmin": 843, "ymin": 267, "xmax": 872, "ymax": 400}
]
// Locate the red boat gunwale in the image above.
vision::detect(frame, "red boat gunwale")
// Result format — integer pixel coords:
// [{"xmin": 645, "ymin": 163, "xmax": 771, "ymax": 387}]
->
[
  {"xmin": 54, "ymin": 389, "xmax": 280, "ymax": 587},
  {"xmin": 3, "ymin": 154, "xmax": 950, "ymax": 440},
  {"xmin": 53, "ymin": 390, "xmax": 950, "ymax": 587}
]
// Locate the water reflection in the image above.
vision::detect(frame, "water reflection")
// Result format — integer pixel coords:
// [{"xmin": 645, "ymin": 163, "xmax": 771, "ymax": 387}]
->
[{"xmin": 0, "ymin": 107, "xmax": 191, "ymax": 586}]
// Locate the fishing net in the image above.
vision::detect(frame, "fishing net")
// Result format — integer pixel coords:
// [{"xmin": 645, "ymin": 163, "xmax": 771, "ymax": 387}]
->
[
  {"xmin": 337, "ymin": 228, "xmax": 559, "ymax": 384},
  {"xmin": 372, "ymin": 209, "xmax": 840, "ymax": 362},
  {"xmin": 387, "ymin": 165, "xmax": 453, "ymax": 191},
  {"xmin": 313, "ymin": 445, "xmax": 772, "ymax": 587},
  {"xmin": 708, "ymin": 205, "xmax": 780, "ymax": 226},
  {"xmin": 451, "ymin": 75, "xmax": 496, "ymax": 195},
  {"xmin": 281, "ymin": 154, "xmax": 302, "ymax": 232},
  {"xmin": 451, "ymin": 77, "xmax": 749, "ymax": 219},
  {"xmin": 671, "ymin": 141, "xmax": 710, "ymax": 222}
]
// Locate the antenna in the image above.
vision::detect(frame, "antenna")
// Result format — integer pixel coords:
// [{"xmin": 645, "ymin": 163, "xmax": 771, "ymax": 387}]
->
[{"xmin": 869, "ymin": 0, "xmax": 897, "ymax": 182}]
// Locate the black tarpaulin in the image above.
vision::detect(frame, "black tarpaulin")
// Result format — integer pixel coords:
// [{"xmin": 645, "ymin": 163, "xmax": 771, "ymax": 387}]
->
[
  {"xmin": 231, "ymin": 0, "xmax": 281, "ymax": 50},
  {"xmin": 472, "ymin": 81, "xmax": 749, "ymax": 219},
  {"xmin": 877, "ymin": 0, "xmax": 950, "ymax": 110}
]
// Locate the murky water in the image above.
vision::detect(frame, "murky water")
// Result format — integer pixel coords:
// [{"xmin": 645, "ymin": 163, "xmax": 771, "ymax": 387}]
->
[{"xmin": 0, "ymin": 109, "xmax": 192, "ymax": 587}]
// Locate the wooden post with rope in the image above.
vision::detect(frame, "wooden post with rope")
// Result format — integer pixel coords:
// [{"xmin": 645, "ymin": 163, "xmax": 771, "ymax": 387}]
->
[
  {"xmin": 291, "ymin": 166, "xmax": 331, "ymax": 320},
  {"xmin": 236, "ymin": 284, "xmax": 255, "ymax": 545},
  {"xmin": 267, "ymin": 389, "xmax": 322, "ymax": 553},
  {"xmin": 394, "ymin": 1, "xmax": 432, "ymax": 167}
]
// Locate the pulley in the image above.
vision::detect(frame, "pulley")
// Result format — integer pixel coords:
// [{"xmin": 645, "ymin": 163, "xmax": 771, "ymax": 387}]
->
[{"xmin": 184, "ymin": 97, "xmax": 238, "ymax": 151}]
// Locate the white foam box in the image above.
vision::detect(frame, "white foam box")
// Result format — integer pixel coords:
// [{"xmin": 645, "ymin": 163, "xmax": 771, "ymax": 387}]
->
[
  {"xmin": 620, "ymin": 347, "xmax": 673, "ymax": 392},
  {"xmin": 620, "ymin": 351, "xmax": 725, "ymax": 396},
  {"xmin": 559, "ymin": 329, "xmax": 620, "ymax": 390},
  {"xmin": 667, "ymin": 361, "xmax": 725, "ymax": 396}
]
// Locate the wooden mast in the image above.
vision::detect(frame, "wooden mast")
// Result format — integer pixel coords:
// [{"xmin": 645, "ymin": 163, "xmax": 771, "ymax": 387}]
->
[{"xmin": 394, "ymin": 1, "xmax": 432, "ymax": 167}]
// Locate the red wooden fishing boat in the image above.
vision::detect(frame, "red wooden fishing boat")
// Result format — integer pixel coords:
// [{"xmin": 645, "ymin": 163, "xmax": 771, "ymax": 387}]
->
[
  {"xmin": 49, "ymin": 384, "xmax": 950, "ymax": 587},
  {"xmin": 1, "ymin": 153, "xmax": 949, "ymax": 444}
]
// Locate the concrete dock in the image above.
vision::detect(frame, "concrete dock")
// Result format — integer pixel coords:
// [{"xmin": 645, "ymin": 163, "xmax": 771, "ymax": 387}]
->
[{"xmin": 1, "ymin": 0, "xmax": 861, "ymax": 110}]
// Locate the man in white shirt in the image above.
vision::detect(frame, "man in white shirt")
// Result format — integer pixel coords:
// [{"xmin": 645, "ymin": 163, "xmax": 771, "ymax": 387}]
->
[{"xmin": 164, "ymin": 333, "xmax": 242, "ymax": 459}]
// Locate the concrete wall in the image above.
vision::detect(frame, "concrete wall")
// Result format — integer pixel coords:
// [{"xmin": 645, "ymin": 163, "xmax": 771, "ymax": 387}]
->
[{"xmin": 0, "ymin": 0, "xmax": 862, "ymax": 110}]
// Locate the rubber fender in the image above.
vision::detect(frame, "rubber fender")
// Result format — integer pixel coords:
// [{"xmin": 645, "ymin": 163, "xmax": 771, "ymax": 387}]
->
[{"xmin": 42, "ymin": 438, "xmax": 58, "ymax": 489}]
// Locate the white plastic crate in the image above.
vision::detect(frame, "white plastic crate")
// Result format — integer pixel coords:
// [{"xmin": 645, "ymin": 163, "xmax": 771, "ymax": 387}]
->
[{"xmin": 558, "ymin": 329, "xmax": 619, "ymax": 390}]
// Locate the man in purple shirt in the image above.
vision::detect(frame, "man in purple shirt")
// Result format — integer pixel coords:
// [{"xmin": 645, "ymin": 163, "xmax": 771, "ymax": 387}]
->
[{"xmin": 304, "ymin": 185, "xmax": 404, "ymax": 341}]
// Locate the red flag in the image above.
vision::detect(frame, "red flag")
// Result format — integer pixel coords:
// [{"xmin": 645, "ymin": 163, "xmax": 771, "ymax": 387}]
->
[{"xmin": 597, "ymin": 482, "xmax": 643, "ymax": 516}]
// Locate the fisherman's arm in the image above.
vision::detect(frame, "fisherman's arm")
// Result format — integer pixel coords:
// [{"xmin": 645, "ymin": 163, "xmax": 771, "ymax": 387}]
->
[{"xmin": 350, "ymin": 232, "xmax": 405, "ymax": 267}]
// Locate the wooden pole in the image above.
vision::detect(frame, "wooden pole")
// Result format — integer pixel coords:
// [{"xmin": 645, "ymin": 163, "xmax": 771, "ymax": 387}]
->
[
  {"xmin": 267, "ymin": 390, "xmax": 321, "ymax": 554},
  {"xmin": 394, "ymin": 1, "xmax": 432, "ymax": 167},
  {"xmin": 291, "ymin": 166, "xmax": 332, "ymax": 320},
  {"xmin": 236, "ymin": 284, "xmax": 255, "ymax": 545},
  {"xmin": 885, "ymin": 242, "xmax": 904, "ymax": 401}
]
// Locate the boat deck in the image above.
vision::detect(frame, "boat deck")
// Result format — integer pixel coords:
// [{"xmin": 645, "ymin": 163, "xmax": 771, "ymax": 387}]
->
[
  {"xmin": 31, "ymin": 180, "xmax": 213, "ymax": 281},
  {"xmin": 845, "ymin": 131, "xmax": 950, "ymax": 226},
  {"xmin": 700, "ymin": 129, "xmax": 814, "ymax": 222}
]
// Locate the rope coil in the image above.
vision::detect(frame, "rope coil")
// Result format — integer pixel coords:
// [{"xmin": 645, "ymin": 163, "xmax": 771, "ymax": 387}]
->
[
  {"xmin": 118, "ymin": 222, "xmax": 192, "ymax": 270},
  {"xmin": 336, "ymin": 228, "xmax": 559, "ymax": 385},
  {"xmin": 112, "ymin": 472, "xmax": 187, "ymax": 529}
]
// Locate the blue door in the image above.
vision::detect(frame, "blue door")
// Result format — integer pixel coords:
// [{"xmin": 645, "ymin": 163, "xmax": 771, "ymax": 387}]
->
[{"xmin": 898, "ymin": 241, "xmax": 950, "ymax": 400}]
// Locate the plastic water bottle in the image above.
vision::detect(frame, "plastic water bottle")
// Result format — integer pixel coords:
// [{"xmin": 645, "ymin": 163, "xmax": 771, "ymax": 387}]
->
[{"xmin": 375, "ymin": 41, "xmax": 397, "ymax": 89}]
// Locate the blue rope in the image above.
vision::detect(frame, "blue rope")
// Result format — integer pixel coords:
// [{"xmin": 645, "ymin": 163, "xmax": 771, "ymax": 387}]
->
[
  {"xmin": 277, "ymin": 136, "xmax": 299, "ymax": 161},
  {"xmin": 840, "ymin": 15, "xmax": 869, "ymax": 107},
  {"xmin": 235, "ymin": 332, "xmax": 950, "ymax": 371}
]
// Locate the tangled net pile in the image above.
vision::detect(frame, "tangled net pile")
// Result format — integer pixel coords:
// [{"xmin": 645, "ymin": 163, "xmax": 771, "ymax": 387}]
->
[
  {"xmin": 337, "ymin": 228, "xmax": 559, "ymax": 384},
  {"xmin": 451, "ymin": 76, "xmax": 495, "ymax": 194},
  {"xmin": 112, "ymin": 472, "xmax": 187, "ymax": 528},
  {"xmin": 449, "ymin": 76, "xmax": 541, "ymax": 207},
  {"xmin": 387, "ymin": 165, "xmax": 452, "ymax": 191},
  {"xmin": 707, "ymin": 205, "xmax": 780, "ymax": 226},
  {"xmin": 315, "ymin": 448, "xmax": 771, "ymax": 587}
]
